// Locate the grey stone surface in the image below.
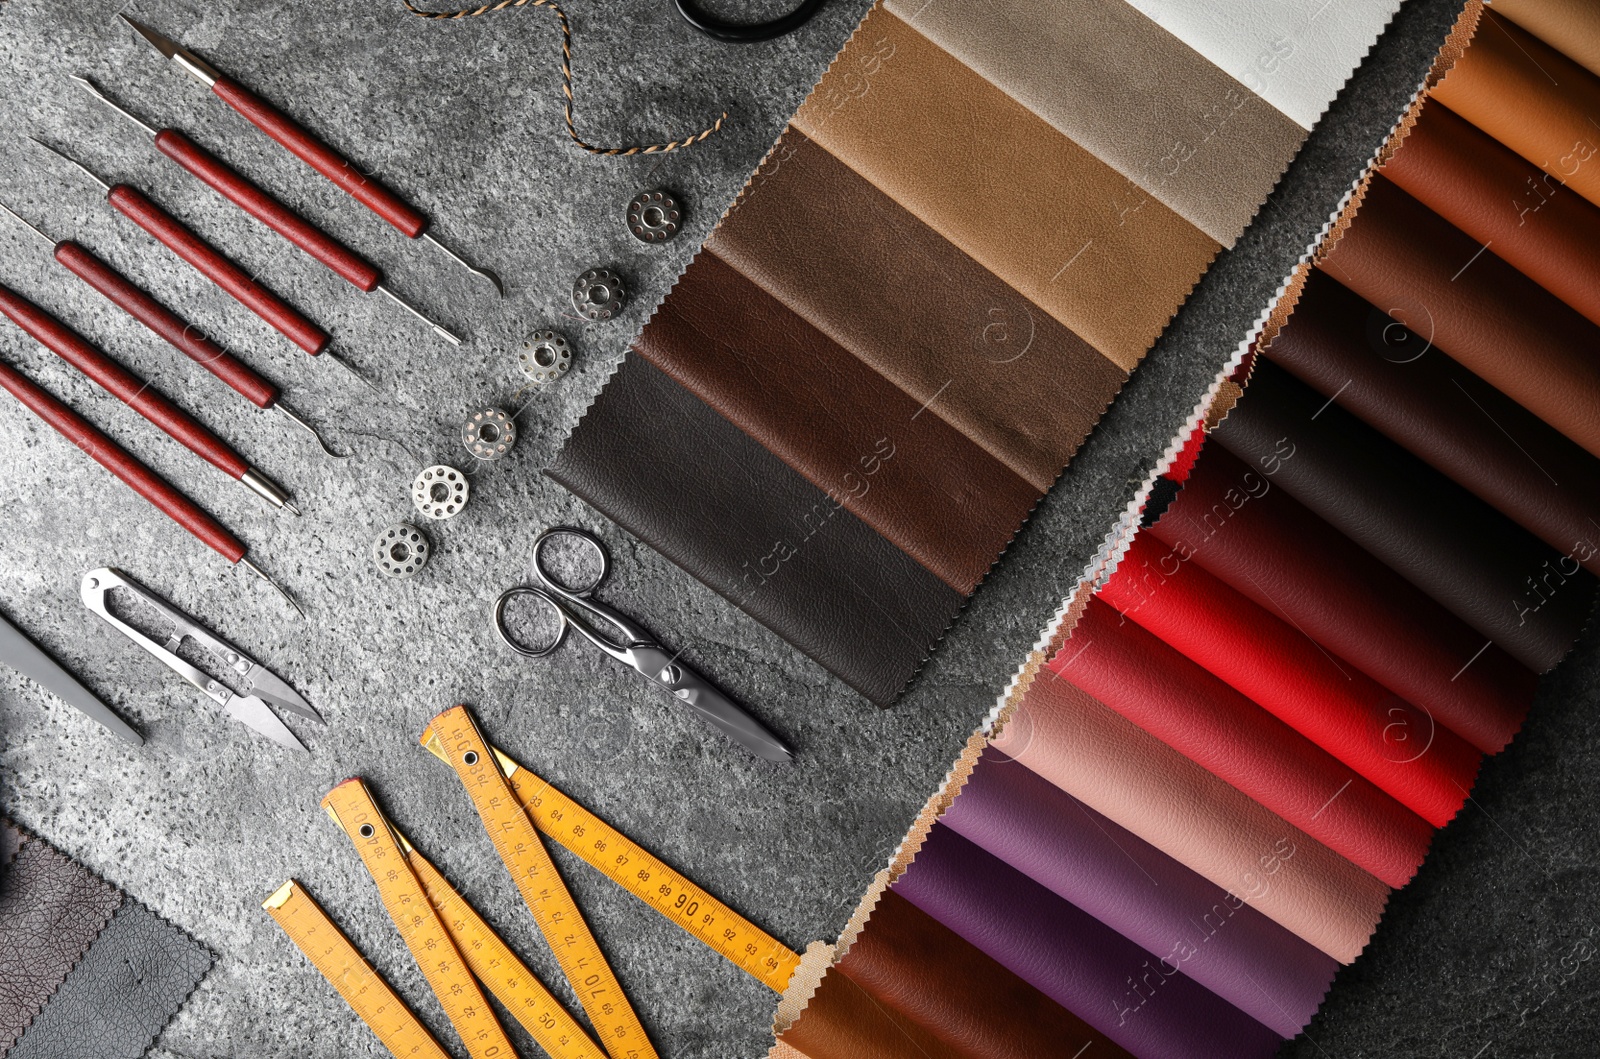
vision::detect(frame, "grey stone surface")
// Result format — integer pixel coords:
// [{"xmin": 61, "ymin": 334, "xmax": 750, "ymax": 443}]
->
[{"xmin": 0, "ymin": 1, "xmax": 1591, "ymax": 1057}]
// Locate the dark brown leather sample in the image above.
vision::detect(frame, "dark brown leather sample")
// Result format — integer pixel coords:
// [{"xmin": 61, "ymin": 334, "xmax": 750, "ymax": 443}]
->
[
  {"xmin": 635, "ymin": 248, "xmax": 1038, "ymax": 594},
  {"xmin": 707, "ymin": 129, "xmax": 1124, "ymax": 493},
  {"xmin": 1319, "ymin": 175, "xmax": 1600, "ymax": 460},
  {"xmin": 1213, "ymin": 359, "xmax": 1596, "ymax": 673},
  {"xmin": 782, "ymin": 890, "xmax": 1133, "ymax": 1059},
  {"xmin": 547, "ymin": 353, "xmax": 963, "ymax": 706}
]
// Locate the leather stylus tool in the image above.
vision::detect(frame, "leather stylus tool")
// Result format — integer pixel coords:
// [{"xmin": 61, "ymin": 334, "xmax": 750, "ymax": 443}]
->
[
  {"xmin": 123, "ymin": 16, "xmax": 503, "ymax": 298},
  {"xmin": 0, "ymin": 608, "xmax": 141, "ymax": 744}
]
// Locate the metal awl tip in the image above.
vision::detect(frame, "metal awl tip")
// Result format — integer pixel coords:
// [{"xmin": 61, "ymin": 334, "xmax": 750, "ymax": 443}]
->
[
  {"xmin": 70, "ymin": 75, "xmax": 159, "ymax": 139},
  {"xmin": 0, "ymin": 200, "xmax": 55, "ymax": 248},
  {"xmin": 422, "ymin": 232, "xmax": 504, "ymax": 298},
  {"xmin": 276, "ymin": 403, "xmax": 351, "ymax": 460},
  {"xmin": 121, "ymin": 16, "xmax": 221, "ymax": 86},
  {"xmin": 26, "ymin": 137, "xmax": 113, "ymax": 193},
  {"xmin": 375, "ymin": 284, "xmax": 463, "ymax": 346},
  {"xmin": 240, "ymin": 556, "xmax": 306, "ymax": 619},
  {"xmin": 324, "ymin": 351, "xmax": 379, "ymax": 393}
]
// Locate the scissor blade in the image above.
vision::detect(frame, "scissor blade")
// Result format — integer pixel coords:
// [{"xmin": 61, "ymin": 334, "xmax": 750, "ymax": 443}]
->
[
  {"xmin": 224, "ymin": 694, "xmax": 308, "ymax": 753},
  {"xmin": 631, "ymin": 647, "xmax": 793, "ymax": 763},
  {"xmin": 0, "ymin": 614, "xmax": 142, "ymax": 745},
  {"xmin": 244, "ymin": 664, "xmax": 321, "ymax": 723}
]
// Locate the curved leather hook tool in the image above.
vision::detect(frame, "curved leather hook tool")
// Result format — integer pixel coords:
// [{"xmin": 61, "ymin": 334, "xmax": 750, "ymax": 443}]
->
[{"xmin": 672, "ymin": 0, "xmax": 824, "ymax": 42}]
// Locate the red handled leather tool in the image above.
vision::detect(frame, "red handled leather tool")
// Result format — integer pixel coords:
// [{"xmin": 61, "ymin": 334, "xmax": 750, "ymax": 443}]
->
[
  {"xmin": 72, "ymin": 78, "xmax": 463, "ymax": 346},
  {"xmin": 0, "ymin": 198, "xmax": 348, "ymax": 460},
  {"xmin": 0, "ymin": 277, "xmax": 299, "ymax": 517},
  {"xmin": 0, "ymin": 352, "xmax": 302, "ymax": 616},
  {"xmin": 123, "ymin": 16, "xmax": 504, "ymax": 299}
]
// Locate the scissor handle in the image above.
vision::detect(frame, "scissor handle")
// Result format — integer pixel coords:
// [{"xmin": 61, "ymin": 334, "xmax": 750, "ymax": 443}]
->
[
  {"xmin": 493, "ymin": 586, "xmax": 568, "ymax": 659},
  {"xmin": 532, "ymin": 527, "xmax": 610, "ymax": 598}
]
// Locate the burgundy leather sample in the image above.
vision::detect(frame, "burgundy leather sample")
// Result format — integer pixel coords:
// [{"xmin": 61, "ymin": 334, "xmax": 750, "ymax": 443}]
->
[
  {"xmin": 547, "ymin": 353, "xmax": 962, "ymax": 706},
  {"xmin": 1212, "ymin": 359, "xmax": 1597, "ymax": 673},
  {"xmin": 634, "ymin": 249, "xmax": 1038, "ymax": 594},
  {"xmin": 1382, "ymin": 100, "xmax": 1600, "ymax": 329},
  {"xmin": 896, "ymin": 823, "xmax": 1286, "ymax": 1059},
  {"xmin": 943, "ymin": 747, "xmax": 1338, "ymax": 1037},
  {"xmin": 707, "ymin": 129, "xmax": 1125, "ymax": 493},
  {"xmin": 783, "ymin": 893, "xmax": 1131, "ymax": 1059},
  {"xmin": 1266, "ymin": 272, "xmax": 1600, "ymax": 575},
  {"xmin": 1147, "ymin": 444, "xmax": 1536, "ymax": 753},
  {"xmin": 1319, "ymin": 175, "xmax": 1600, "ymax": 460},
  {"xmin": 1053, "ymin": 596, "xmax": 1431, "ymax": 886}
]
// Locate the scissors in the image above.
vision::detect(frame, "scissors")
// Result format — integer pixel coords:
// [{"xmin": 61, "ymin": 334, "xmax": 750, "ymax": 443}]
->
[{"xmin": 494, "ymin": 528, "xmax": 793, "ymax": 763}]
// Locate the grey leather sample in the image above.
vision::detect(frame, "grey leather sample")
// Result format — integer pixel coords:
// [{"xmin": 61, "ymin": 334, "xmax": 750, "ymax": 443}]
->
[{"xmin": 548, "ymin": 354, "xmax": 964, "ymax": 706}]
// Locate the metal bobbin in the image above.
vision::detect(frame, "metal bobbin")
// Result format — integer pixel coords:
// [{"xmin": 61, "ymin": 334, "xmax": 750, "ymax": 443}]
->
[
  {"xmin": 412, "ymin": 465, "xmax": 469, "ymax": 520},
  {"xmin": 572, "ymin": 268, "xmax": 625, "ymax": 321},
  {"xmin": 518, "ymin": 330, "xmax": 572, "ymax": 385},
  {"xmin": 462, "ymin": 408, "xmax": 516, "ymax": 461},
  {"xmin": 372, "ymin": 524, "xmax": 430, "ymax": 579},
  {"xmin": 627, "ymin": 190, "xmax": 682, "ymax": 244}
]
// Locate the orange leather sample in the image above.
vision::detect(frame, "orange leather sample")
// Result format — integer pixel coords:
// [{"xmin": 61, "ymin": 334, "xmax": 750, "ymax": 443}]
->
[
  {"xmin": 1486, "ymin": 0, "xmax": 1600, "ymax": 83},
  {"xmin": 792, "ymin": 7, "xmax": 1220, "ymax": 369},
  {"xmin": 708, "ymin": 129, "xmax": 1124, "ymax": 492}
]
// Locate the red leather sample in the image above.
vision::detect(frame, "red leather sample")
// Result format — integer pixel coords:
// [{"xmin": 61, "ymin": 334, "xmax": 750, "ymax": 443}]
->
[
  {"xmin": 1382, "ymin": 99, "xmax": 1600, "ymax": 328},
  {"xmin": 1212, "ymin": 360, "xmax": 1596, "ymax": 674},
  {"xmin": 1147, "ymin": 444, "xmax": 1535, "ymax": 753},
  {"xmin": 633, "ymin": 248, "xmax": 1039, "ymax": 594},
  {"xmin": 1265, "ymin": 271, "xmax": 1600, "ymax": 576},
  {"xmin": 1103, "ymin": 533, "xmax": 1481, "ymax": 827},
  {"xmin": 1054, "ymin": 596, "xmax": 1431, "ymax": 887},
  {"xmin": 1320, "ymin": 175, "xmax": 1600, "ymax": 460}
]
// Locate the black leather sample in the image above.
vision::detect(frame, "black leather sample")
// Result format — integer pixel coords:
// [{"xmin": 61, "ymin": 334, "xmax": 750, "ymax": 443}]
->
[
  {"xmin": 10, "ymin": 899, "xmax": 213, "ymax": 1059},
  {"xmin": 549, "ymin": 354, "xmax": 964, "ymax": 705}
]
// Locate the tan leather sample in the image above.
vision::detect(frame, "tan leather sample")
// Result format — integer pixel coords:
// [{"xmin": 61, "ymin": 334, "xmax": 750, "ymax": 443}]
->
[
  {"xmin": 885, "ymin": 0, "xmax": 1306, "ymax": 246},
  {"xmin": 1494, "ymin": 0, "xmax": 1600, "ymax": 80},
  {"xmin": 1432, "ymin": 12, "xmax": 1600, "ymax": 213},
  {"xmin": 634, "ymin": 249, "xmax": 1039, "ymax": 594},
  {"xmin": 708, "ymin": 130, "xmax": 1124, "ymax": 492},
  {"xmin": 792, "ymin": 7, "xmax": 1220, "ymax": 369}
]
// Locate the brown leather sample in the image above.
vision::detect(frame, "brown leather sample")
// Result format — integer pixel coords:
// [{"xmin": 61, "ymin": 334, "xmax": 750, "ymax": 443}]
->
[
  {"xmin": 708, "ymin": 129, "xmax": 1124, "ymax": 492},
  {"xmin": 1382, "ymin": 99, "xmax": 1600, "ymax": 328},
  {"xmin": 884, "ymin": 0, "xmax": 1306, "ymax": 246},
  {"xmin": 547, "ymin": 353, "xmax": 964, "ymax": 707},
  {"xmin": 1213, "ymin": 360, "xmax": 1597, "ymax": 674},
  {"xmin": 1494, "ymin": 0, "xmax": 1600, "ymax": 78},
  {"xmin": 792, "ymin": 7, "xmax": 1220, "ymax": 369},
  {"xmin": 1432, "ymin": 11, "xmax": 1600, "ymax": 213},
  {"xmin": 1266, "ymin": 272, "xmax": 1600, "ymax": 575},
  {"xmin": 1320, "ymin": 175, "xmax": 1600, "ymax": 460},
  {"xmin": 635, "ymin": 248, "xmax": 1037, "ymax": 594}
]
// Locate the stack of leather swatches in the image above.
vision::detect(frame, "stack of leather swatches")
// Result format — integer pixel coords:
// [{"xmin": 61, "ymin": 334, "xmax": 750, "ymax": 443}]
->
[
  {"xmin": 550, "ymin": 0, "xmax": 1403, "ymax": 705},
  {"xmin": 0, "ymin": 820, "xmax": 212, "ymax": 1059},
  {"xmin": 774, "ymin": 2, "xmax": 1600, "ymax": 1056}
]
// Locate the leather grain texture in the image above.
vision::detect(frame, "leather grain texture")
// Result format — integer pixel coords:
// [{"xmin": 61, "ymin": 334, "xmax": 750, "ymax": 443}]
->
[
  {"xmin": 1320, "ymin": 175, "xmax": 1600, "ymax": 460},
  {"xmin": 1148, "ymin": 444, "xmax": 1536, "ymax": 754},
  {"xmin": 1267, "ymin": 271, "xmax": 1600, "ymax": 576},
  {"xmin": 10, "ymin": 899, "xmax": 213, "ymax": 1059},
  {"xmin": 990, "ymin": 674, "xmax": 1391, "ymax": 964},
  {"xmin": 1213, "ymin": 359, "xmax": 1598, "ymax": 674},
  {"xmin": 895, "ymin": 823, "xmax": 1286, "ymax": 1059},
  {"xmin": 792, "ymin": 7, "xmax": 1220, "ymax": 370},
  {"xmin": 884, "ymin": 0, "xmax": 1306, "ymax": 246},
  {"xmin": 0, "ymin": 832, "xmax": 122, "ymax": 1051},
  {"xmin": 1494, "ymin": 0, "xmax": 1600, "ymax": 79},
  {"xmin": 1, "ymin": 822, "xmax": 19, "ymax": 872},
  {"xmin": 707, "ymin": 129, "xmax": 1124, "ymax": 493},
  {"xmin": 634, "ymin": 248, "xmax": 1037, "ymax": 595},
  {"xmin": 548, "ymin": 354, "xmax": 963, "ymax": 707},
  {"xmin": 943, "ymin": 747, "xmax": 1339, "ymax": 1037},
  {"xmin": 1054, "ymin": 595, "xmax": 1433, "ymax": 887}
]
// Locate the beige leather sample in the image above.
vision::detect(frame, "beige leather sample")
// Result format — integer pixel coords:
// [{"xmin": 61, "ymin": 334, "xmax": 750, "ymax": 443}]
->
[
  {"xmin": 885, "ymin": 0, "xmax": 1306, "ymax": 246},
  {"xmin": 1494, "ymin": 0, "xmax": 1600, "ymax": 80},
  {"xmin": 793, "ymin": 7, "xmax": 1220, "ymax": 370}
]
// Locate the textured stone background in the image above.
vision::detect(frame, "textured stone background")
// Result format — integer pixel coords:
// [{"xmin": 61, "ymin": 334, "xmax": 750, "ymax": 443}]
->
[{"xmin": 0, "ymin": 1, "xmax": 1593, "ymax": 1057}]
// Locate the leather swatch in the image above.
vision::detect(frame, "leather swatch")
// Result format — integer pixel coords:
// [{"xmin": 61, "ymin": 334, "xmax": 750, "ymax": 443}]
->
[
  {"xmin": 1, "ymin": 821, "xmax": 19, "ymax": 872},
  {"xmin": 0, "ymin": 832, "xmax": 122, "ymax": 1050},
  {"xmin": 10, "ymin": 899, "xmax": 213, "ymax": 1059},
  {"xmin": 990, "ymin": 674, "xmax": 1391, "ymax": 963},
  {"xmin": 896, "ymin": 823, "xmax": 1286, "ymax": 1059},
  {"xmin": 1320, "ymin": 175, "xmax": 1600, "ymax": 460},
  {"xmin": 1265, "ymin": 271, "xmax": 1600, "ymax": 575},
  {"xmin": 943, "ymin": 747, "xmax": 1339, "ymax": 1037},
  {"xmin": 1382, "ymin": 100, "xmax": 1600, "ymax": 329},
  {"xmin": 792, "ymin": 6, "xmax": 1220, "ymax": 369},
  {"xmin": 707, "ymin": 129, "xmax": 1124, "ymax": 492},
  {"xmin": 547, "ymin": 354, "xmax": 963, "ymax": 706},
  {"xmin": 1494, "ymin": 0, "xmax": 1600, "ymax": 79},
  {"xmin": 779, "ymin": 957, "xmax": 983, "ymax": 1059},
  {"xmin": 883, "ymin": 0, "xmax": 1306, "ymax": 246},
  {"xmin": 634, "ymin": 248, "xmax": 1037, "ymax": 594},
  {"xmin": 1213, "ymin": 359, "xmax": 1597, "ymax": 674},
  {"xmin": 1054, "ymin": 595, "xmax": 1433, "ymax": 887},
  {"xmin": 1147, "ymin": 444, "xmax": 1536, "ymax": 754},
  {"xmin": 1102, "ymin": 534, "xmax": 1481, "ymax": 829}
]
